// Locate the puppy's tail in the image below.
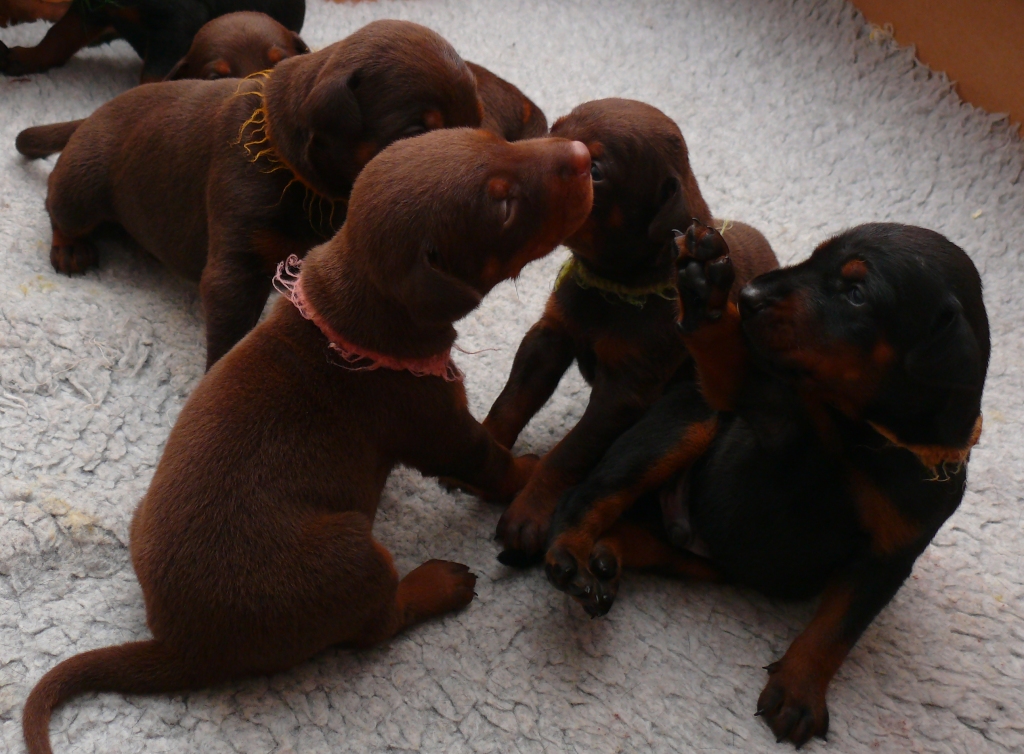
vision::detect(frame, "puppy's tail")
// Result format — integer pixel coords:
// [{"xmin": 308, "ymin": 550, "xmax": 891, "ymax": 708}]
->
[
  {"xmin": 23, "ymin": 639, "xmax": 192, "ymax": 754},
  {"xmin": 16, "ymin": 120, "xmax": 84, "ymax": 159}
]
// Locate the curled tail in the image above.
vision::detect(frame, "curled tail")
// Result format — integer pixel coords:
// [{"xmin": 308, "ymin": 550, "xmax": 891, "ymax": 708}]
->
[
  {"xmin": 16, "ymin": 120, "xmax": 84, "ymax": 159},
  {"xmin": 23, "ymin": 639, "xmax": 191, "ymax": 754}
]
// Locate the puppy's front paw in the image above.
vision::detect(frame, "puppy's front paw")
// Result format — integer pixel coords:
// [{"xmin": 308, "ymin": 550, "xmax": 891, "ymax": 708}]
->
[
  {"xmin": 495, "ymin": 453, "xmax": 540, "ymax": 503},
  {"xmin": 50, "ymin": 237, "xmax": 98, "ymax": 275},
  {"xmin": 495, "ymin": 497, "xmax": 550, "ymax": 567},
  {"xmin": 0, "ymin": 43, "xmax": 30, "ymax": 76},
  {"xmin": 756, "ymin": 659, "xmax": 830, "ymax": 748},
  {"xmin": 544, "ymin": 543, "xmax": 618, "ymax": 617},
  {"xmin": 674, "ymin": 221, "xmax": 734, "ymax": 332}
]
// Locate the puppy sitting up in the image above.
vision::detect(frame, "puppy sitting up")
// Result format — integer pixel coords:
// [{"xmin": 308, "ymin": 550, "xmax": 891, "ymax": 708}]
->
[
  {"xmin": 486, "ymin": 98, "xmax": 778, "ymax": 562},
  {"xmin": 21, "ymin": 128, "xmax": 594, "ymax": 754},
  {"xmin": 163, "ymin": 11, "xmax": 310, "ymax": 80}
]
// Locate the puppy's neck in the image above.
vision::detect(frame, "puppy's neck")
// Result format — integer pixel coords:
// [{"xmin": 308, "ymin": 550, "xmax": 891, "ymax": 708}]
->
[
  {"xmin": 241, "ymin": 80, "xmax": 337, "ymax": 205},
  {"xmin": 566, "ymin": 250, "xmax": 677, "ymax": 300},
  {"xmin": 299, "ymin": 247, "xmax": 459, "ymax": 361}
]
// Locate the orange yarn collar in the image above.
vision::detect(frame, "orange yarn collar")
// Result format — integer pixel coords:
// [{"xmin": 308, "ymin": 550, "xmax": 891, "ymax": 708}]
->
[
  {"xmin": 273, "ymin": 256, "xmax": 463, "ymax": 382},
  {"xmin": 868, "ymin": 414, "xmax": 983, "ymax": 473}
]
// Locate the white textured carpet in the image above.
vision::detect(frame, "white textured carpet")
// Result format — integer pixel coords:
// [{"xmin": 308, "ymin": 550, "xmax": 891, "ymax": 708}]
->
[{"xmin": 1, "ymin": 0, "xmax": 1023, "ymax": 752}]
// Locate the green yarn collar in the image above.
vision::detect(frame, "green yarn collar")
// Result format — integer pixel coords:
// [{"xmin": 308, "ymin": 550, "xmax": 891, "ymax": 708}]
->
[{"xmin": 554, "ymin": 256, "xmax": 677, "ymax": 308}]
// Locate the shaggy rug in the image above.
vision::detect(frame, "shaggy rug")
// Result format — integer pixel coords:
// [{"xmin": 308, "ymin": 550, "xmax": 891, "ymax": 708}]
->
[{"xmin": 1, "ymin": 0, "xmax": 1022, "ymax": 752}]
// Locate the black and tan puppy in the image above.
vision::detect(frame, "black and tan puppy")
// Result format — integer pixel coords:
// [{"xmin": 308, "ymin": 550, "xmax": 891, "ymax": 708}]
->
[
  {"xmin": 485, "ymin": 98, "xmax": 777, "ymax": 562},
  {"xmin": 0, "ymin": 0, "xmax": 305, "ymax": 82},
  {"xmin": 16, "ymin": 20, "xmax": 483, "ymax": 368},
  {"xmin": 467, "ymin": 61, "xmax": 547, "ymax": 141},
  {"xmin": 544, "ymin": 222, "xmax": 989, "ymax": 747},
  {"xmin": 21, "ymin": 127, "xmax": 594, "ymax": 754},
  {"xmin": 163, "ymin": 10, "xmax": 308, "ymax": 80}
]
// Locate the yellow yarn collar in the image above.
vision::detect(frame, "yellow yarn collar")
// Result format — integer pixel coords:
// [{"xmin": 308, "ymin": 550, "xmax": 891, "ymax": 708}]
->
[{"xmin": 555, "ymin": 256, "xmax": 677, "ymax": 308}]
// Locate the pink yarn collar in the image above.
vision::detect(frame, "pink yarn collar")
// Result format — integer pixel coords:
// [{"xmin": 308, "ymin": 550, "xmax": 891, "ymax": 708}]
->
[{"xmin": 273, "ymin": 256, "xmax": 463, "ymax": 382}]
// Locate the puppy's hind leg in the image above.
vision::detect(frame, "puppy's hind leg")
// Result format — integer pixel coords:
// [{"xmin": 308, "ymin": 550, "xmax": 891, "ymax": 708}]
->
[
  {"xmin": 44, "ymin": 158, "xmax": 111, "ymax": 276},
  {"xmin": 50, "ymin": 227, "xmax": 99, "ymax": 275},
  {"xmin": 279, "ymin": 511, "xmax": 477, "ymax": 656}
]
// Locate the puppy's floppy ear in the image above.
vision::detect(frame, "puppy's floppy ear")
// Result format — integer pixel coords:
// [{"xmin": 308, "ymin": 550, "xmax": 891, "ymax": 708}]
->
[
  {"xmin": 647, "ymin": 175, "xmax": 689, "ymax": 243},
  {"xmin": 905, "ymin": 299, "xmax": 983, "ymax": 390},
  {"xmin": 163, "ymin": 56, "xmax": 189, "ymax": 81},
  {"xmin": 305, "ymin": 70, "xmax": 362, "ymax": 138},
  {"xmin": 397, "ymin": 241, "xmax": 483, "ymax": 325},
  {"xmin": 292, "ymin": 32, "xmax": 310, "ymax": 55}
]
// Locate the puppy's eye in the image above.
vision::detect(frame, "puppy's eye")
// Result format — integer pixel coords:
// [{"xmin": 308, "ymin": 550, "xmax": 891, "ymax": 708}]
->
[
  {"xmin": 497, "ymin": 198, "xmax": 516, "ymax": 230},
  {"xmin": 845, "ymin": 286, "xmax": 866, "ymax": 306},
  {"xmin": 401, "ymin": 124, "xmax": 427, "ymax": 138},
  {"xmin": 590, "ymin": 161, "xmax": 605, "ymax": 182},
  {"xmin": 206, "ymin": 70, "xmax": 226, "ymax": 80}
]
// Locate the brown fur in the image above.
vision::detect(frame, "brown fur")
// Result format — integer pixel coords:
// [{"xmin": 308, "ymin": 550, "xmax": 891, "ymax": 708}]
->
[
  {"xmin": 163, "ymin": 11, "xmax": 309, "ymax": 80},
  {"xmin": 15, "ymin": 20, "xmax": 485, "ymax": 369},
  {"xmin": 0, "ymin": 0, "xmax": 305, "ymax": 82},
  {"xmin": 21, "ymin": 127, "xmax": 593, "ymax": 754},
  {"xmin": 467, "ymin": 61, "xmax": 547, "ymax": 141},
  {"xmin": 0, "ymin": 0, "xmax": 69, "ymax": 26},
  {"xmin": 485, "ymin": 99, "xmax": 779, "ymax": 562}
]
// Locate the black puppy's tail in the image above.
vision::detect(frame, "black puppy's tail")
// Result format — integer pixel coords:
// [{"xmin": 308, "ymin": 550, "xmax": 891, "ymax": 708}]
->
[
  {"xmin": 16, "ymin": 120, "xmax": 84, "ymax": 159},
  {"xmin": 23, "ymin": 639, "xmax": 193, "ymax": 754}
]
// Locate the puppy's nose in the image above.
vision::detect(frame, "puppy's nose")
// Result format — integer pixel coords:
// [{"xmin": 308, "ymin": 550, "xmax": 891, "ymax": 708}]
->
[
  {"xmin": 739, "ymin": 283, "xmax": 770, "ymax": 318},
  {"xmin": 560, "ymin": 140, "xmax": 591, "ymax": 180}
]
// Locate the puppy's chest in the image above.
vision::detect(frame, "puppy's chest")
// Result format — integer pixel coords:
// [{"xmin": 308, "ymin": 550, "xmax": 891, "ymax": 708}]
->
[
  {"xmin": 270, "ymin": 180, "xmax": 346, "ymax": 243},
  {"xmin": 692, "ymin": 405, "xmax": 964, "ymax": 589},
  {"xmin": 560, "ymin": 289, "xmax": 685, "ymax": 383}
]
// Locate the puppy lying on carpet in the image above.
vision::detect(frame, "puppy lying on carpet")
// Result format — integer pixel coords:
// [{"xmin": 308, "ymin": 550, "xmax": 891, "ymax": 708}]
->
[
  {"xmin": 486, "ymin": 98, "xmax": 778, "ymax": 562},
  {"xmin": 16, "ymin": 19, "xmax": 482, "ymax": 369},
  {"xmin": 163, "ymin": 10, "xmax": 309, "ymax": 80},
  {"xmin": 21, "ymin": 127, "xmax": 594, "ymax": 754},
  {"xmin": 0, "ymin": 0, "xmax": 305, "ymax": 82},
  {"xmin": 544, "ymin": 221, "xmax": 989, "ymax": 747}
]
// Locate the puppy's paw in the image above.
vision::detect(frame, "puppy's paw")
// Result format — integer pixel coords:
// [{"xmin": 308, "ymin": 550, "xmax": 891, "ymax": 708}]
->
[
  {"xmin": 398, "ymin": 559, "xmax": 477, "ymax": 625},
  {"xmin": 756, "ymin": 659, "xmax": 830, "ymax": 748},
  {"xmin": 544, "ymin": 543, "xmax": 618, "ymax": 617},
  {"xmin": 0, "ymin": 43, "xmax": 31, "ymax": 76},
  {"xmin": 505, "ymin": 453, "xmax": 540, "ymax": 497},
  {"xmin": 50, "ymin": 237, "xmax": 98, "ymax": 275},
  {"xmin": 674, "ymin": 221, "xmax": 734, "ymax": 332},
  {"xmin": 495, "ymin": 495, "xmax": 552, "ymax": 567}
]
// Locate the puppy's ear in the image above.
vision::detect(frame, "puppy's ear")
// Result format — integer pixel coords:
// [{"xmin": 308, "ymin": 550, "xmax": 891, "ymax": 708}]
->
[
  {"xmin": 163, "ymin": 56, "xmax": 189, "ymax": 81},
  {"xmin": 397, "ymin": 242, "xmax": 483, "ymax": 325},
  {"xmin": 647, "ymin": 175, "xmax": 688, "ymax": 243},
  {"xmin": 303, "ymin": 70, "xmax": 363, "ymax": 156},
  {"xmin": 292, "ymin": 32, "xmax": 310, "ymax": 55},
  {"xmin": 905, "ymin": 300, "xmax": 983, "ymax": 390}
]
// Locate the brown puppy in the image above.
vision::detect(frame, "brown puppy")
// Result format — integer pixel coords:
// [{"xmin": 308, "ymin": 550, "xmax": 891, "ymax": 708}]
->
[
  {"xmin": 15, "ymin": 19, "xmax": 483, "ymax": 368},
  {"xmin": 485, "ymin": 98, "xmax": 779, "ymax": 562},
  {"xmin": 163, "ymin": 10, "xmax": 309, "ymax": 80},
  {"xmin": 0, "ymin": 0, "xmax": 69, "ymax": 27},
  {"xmin": 468, "ymin": 61, "xmax": 547, "ymax": 140},
  {"xmin": 21, "ymin": 128, "xmax": 594, "ymax": 754}
]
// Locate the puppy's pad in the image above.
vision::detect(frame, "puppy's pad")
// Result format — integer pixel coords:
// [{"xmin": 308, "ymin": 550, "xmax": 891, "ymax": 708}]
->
[{"xmin": 1, "ymin": 1, "xmax": 1023, "ymax": 752}]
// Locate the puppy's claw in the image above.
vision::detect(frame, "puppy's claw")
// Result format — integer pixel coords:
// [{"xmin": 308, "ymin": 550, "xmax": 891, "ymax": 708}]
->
[{"xmin": 496, "ymin": 549, "xmax": 540, "ymax": 568}]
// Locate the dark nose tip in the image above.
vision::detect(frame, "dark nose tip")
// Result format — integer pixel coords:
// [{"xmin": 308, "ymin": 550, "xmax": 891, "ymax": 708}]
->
[
  {"xmin": 560, "ymin": 140, "xmax": 591, "ymax": 180},
  {"xmin": 739, "ymin": 283, "xmax": 770, "ymax": 319}
]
